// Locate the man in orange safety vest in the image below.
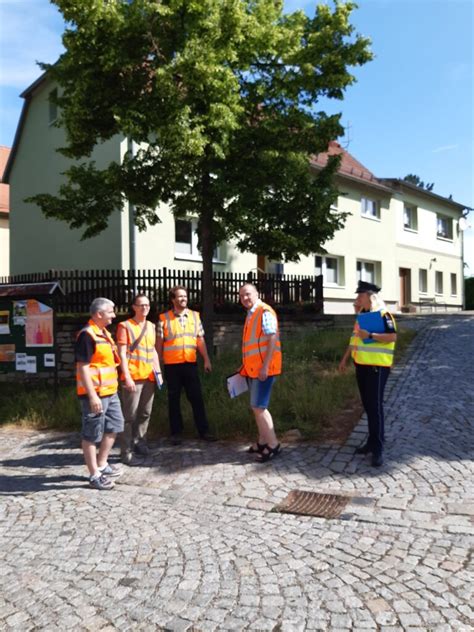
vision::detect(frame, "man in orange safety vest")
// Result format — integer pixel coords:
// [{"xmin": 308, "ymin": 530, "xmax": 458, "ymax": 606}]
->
[
  {"xmin": 239, "ymin": 283, "xmax": 282, "ymax": 463},
  {"xmin": 75, "ymin": 297, "xmax": 124, "ymax": 490},
  {"xmin": 117, "ymin": 293, "xmax": 161, "ymax": 464},
  {"xmin": 156, "ymin": 285, "xmax": 216, "ymax": 444}
]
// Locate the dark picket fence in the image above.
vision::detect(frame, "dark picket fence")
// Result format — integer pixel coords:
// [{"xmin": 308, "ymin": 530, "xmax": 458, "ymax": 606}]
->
[{"xmin": 0, "ymin": 268, "xmax": 323, "ymax": 315}]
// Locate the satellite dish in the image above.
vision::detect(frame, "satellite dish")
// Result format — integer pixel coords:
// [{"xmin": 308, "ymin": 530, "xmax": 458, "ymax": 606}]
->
[{"xmin": 458, "ymin": 217, "xmax": 469, "ymax": 231}]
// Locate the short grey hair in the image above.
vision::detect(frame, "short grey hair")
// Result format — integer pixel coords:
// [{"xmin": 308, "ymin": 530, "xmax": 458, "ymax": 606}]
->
[
  {"xmin": 239, "ymin": 282, "xmax": 258, "ymax": 292},
  {"xmin": 90, "ymin": 297, "xmax": 115, "ymax": 316}
]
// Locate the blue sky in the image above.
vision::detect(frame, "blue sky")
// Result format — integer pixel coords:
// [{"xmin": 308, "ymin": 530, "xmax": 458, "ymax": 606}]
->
[{"xmin": 1, "ymin": 0, "xmax": 473, "ymax": 272}]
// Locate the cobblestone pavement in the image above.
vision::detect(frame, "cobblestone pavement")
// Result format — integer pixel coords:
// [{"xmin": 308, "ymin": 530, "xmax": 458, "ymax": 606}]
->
[{"xmin": 0, "ymin": 314, "xmax": 473, "ymax": 631}]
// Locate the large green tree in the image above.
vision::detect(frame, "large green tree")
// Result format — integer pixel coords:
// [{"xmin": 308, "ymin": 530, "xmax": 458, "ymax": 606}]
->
[{"xmin": 29, "ymin": 0, "xmax": 372, "ymax": 346}]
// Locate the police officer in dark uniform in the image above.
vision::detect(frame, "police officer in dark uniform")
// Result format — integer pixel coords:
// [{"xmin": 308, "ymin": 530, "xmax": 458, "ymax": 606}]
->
[{"xmin": 339, "ymin": 281, "xmax": 397, "ymax": 467}]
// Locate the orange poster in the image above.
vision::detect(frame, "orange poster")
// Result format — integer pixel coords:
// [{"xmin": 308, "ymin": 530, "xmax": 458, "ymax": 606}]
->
[
  {"xmin": 25, "ymin": 300, "xmax": 54, "ymax": 347},
  {"xmin": 0, "ymin": 344, "xmax": 15, "ymax": 363}
]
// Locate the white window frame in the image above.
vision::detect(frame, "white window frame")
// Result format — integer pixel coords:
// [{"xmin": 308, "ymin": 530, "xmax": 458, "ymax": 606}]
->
[
  {"xmin": 403, "ymin": 204, "xmax": 418, "ymax": 232},
  {"xmin": 361, "ymin": 196, "xmax": 380, "ymax": 220},
  {"xmin": 436, "ymin": 214, "xmax": 453, "ymax": 241},
  {"xmin": 435, "ymin": 271, "xmax": 443, "ymax": 295},
  {"xmin": 450, "ymin": 273, "xmax": 457, "ymax": 297},
  {"xmin": 356, "ymin": 259, "xmax": 379, "ymax": 285},
  {"xmin": 419, "ymin": 268, "xmax": 428, "ymax": 294},
  {"xmin": 174, "ymin": 218, "xmax": 224, "ymax": 263},
  {"xmin": 315, "ymin": 255, "xmax": 343, "ymax": 287}
]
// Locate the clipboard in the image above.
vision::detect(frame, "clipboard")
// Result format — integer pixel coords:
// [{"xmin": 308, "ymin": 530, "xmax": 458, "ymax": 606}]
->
[
  {"xmin": 226, "ymin": 372, "xmax": 248, "ymax": 398},
  {"xmin": 356, "ymin": 311, "xmax": 385, "ymax": 344}
]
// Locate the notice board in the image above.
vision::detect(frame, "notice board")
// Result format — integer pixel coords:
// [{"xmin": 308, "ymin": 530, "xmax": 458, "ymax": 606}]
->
[{"xmin": 0, "ymin": 296, "xmax": 56, "ymax": 375}]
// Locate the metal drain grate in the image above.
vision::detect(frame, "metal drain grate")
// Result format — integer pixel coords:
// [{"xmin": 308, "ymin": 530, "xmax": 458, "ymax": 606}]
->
[{"xmin": 273, "ymin": 490, "xmax": 350, "ymax": 519}]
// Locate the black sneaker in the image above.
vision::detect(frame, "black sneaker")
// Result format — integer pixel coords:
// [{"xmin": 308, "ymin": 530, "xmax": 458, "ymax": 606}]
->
[
  {"xmin": 200, "ymin": 432, "xmax": 217, "ymax": 442},
  {"xmin": 371, "ymin": 453, "xmax": 384, "ymax": 467},
  {"xmin": 134, "ymin": 443, "xmax": 149, "ymax": 456},
  {"xmin": 170, "ymin": 434, "xmax": 183, "ymax": 446},
  {"xmin": 89, "ymin": 474, "xmax": 115, "ymax": 490},
  {"xmin": 355, "ymin": 443, "xmax": 371, "ymax": 455}
]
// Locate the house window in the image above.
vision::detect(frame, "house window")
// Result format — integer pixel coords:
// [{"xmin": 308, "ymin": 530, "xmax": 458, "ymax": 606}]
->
[
  {"xmin": 356, "ymin": 259, "xmax": 377, "ymax": 284},
  {"xmin": 419, "ymin": 269, "xmax": 428, "ymax": 294},
  {"xmin": 315, "ymin": 255, "xmax": 343, "ymax": 286},
  {"xmin": 403, "ymin": 205, "xmax": 418, "ymax": 231},
  {"xmin": 174, "ymin": 218, "xmax": 221, "ymax": 261},
  {"xmin": 436, "ymin": 214, "xmax": 453, "ymax": 240},
  {"xmin": 175, "ymin": 219, "xmax": 193, "ymax": 254},
  {"xmin": 450, "ymin": 273, "xmax": 457, "ymax": 296},
  {"xmin": 48, "ymin": 88, "xmax": 58, "ymax": 124},
  {"xmin": 435, "ymin": 271, "xmax": 443, "ymax": 295},
  {"xmin": 361, "ymin": 197, "xmax": 380, "ymax": 220}
]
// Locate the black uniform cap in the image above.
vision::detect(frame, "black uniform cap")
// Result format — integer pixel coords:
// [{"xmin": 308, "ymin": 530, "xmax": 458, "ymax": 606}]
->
[{"xmin": 356, "ymin": 280, "xmax": 381, "ymax": 294}]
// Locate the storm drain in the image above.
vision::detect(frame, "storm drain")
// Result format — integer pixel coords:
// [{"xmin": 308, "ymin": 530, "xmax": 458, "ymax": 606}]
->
[{"xmin": 273, "ymin": 490, "xmax": 351, "ymax": 519}]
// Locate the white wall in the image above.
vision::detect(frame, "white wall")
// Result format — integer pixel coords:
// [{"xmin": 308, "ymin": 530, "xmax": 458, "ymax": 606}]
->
[
  {"xmin": 10, "ymin": 79, "xmax": 124, "ymax": 274},
  {"xmin": 0, "ymin": 216, "xmax": 9, "ymax": 276}
]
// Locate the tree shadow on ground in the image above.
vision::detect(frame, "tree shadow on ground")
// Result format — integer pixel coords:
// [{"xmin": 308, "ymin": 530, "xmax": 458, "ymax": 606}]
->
[{"xmin": 0, "ymin": 473, "xmax": 87, "ymax": 495}]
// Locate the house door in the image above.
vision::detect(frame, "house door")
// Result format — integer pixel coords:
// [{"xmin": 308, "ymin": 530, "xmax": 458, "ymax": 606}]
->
[
  {"xmin": 257, "ymin": 255, "xmax": 266, "ymax": 273},
  {"xmin": 399, "ymin": 268, "xmax": 411, "ymax": 308}
]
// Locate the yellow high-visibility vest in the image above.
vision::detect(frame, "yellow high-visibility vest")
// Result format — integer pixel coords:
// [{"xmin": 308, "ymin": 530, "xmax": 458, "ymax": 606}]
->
[{"xmin": 350, "ymin": 310, "xmax": 396, "ymax": 368}]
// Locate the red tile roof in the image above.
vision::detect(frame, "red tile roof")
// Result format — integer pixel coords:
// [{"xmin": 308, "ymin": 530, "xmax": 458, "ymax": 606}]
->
[
  {"xmin": 311, "ymin": 141, "xmax": 390, "ymax": 191},
  {"xmin": 0, "ymin": 146, "xmax": 10, "ymax": 214}
]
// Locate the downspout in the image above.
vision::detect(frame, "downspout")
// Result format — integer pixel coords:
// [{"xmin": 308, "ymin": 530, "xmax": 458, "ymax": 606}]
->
[{"xmin": 128, "ymin": 137, "xmax": 137, "ymax": 272}]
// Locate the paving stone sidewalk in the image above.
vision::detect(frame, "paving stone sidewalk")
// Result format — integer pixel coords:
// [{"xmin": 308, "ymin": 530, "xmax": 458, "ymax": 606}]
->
[{"xmin": 0, "ymin": 314, "xmax": 473, "ymax": 631}]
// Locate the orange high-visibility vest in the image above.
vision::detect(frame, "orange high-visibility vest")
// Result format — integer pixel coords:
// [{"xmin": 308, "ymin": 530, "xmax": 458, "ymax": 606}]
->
[
  {"xmin": 350, "ymin": 310, "xmax": 396, "ymax": 368},
  {"xmin": 159, "ymin": 309, "xmax": 201, "ymax": 364},
  {"xmin": 76, "ymin": 320, "xmax": 120, "ymax": 397},
  {"xmin": 240, "ymin": 302, "xmax": 282, "ymax": 378},
  {"xmin": 117, "ymin": 318, "xmax": 155, "ymax": 382}
]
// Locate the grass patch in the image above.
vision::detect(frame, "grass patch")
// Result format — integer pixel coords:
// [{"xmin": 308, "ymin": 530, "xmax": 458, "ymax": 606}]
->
[{"xmin": 0, "ymin": 326, "xmax": 417, "ymax": 442}]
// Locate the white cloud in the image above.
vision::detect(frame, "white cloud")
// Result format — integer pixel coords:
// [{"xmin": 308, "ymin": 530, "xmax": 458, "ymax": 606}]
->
[{"xmin": 432, "ymin": 144, "xmax": 459, "ymax": 154}]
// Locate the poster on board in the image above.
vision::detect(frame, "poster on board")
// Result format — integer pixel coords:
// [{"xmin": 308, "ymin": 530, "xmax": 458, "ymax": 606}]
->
[
  {"xmin": 0, "ymin": 344, "xmax": 15, "ymax": 363},
  {"xmin": 13, "ymin": 300, "xmax": 27, "ymax": 326},
  {"xmin": 25, "ymin": 300, "xmax": 54, "ymax": 348},
  {"xmin": 16, "ymin": 352, "xmax": 27, "ymax": 371},
  {"xmin": 0, "ymin": 310, "xmax": 10, "ymax": 335}
]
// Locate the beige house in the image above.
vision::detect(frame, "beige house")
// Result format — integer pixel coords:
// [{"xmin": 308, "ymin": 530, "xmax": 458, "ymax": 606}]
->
[
  {"xmin": 0, "ymin": 146, "xmax": 10, "ymax": 277},
  {"xmin": 3, "ymin": 75, "xmax": 467, "ymax": 312}
]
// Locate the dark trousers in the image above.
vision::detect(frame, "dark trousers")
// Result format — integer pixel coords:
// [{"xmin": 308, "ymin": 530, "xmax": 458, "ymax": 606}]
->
[
  {"xmin": 164, "ymin": 362, "xmax": 209, "ymax": 436},
  {"xmin": 355, "ymin": 364, "xmax": 390, "ymax": 456}
]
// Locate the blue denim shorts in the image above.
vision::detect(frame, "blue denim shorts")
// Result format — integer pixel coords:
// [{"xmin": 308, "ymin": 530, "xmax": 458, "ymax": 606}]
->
[
  {"xmin": 248, "ymin": 376, "xmax": 276, "ymax": 409},
  {"xmin": 80, "ymin": 392, "xmax": 124, "ymax": 443}
]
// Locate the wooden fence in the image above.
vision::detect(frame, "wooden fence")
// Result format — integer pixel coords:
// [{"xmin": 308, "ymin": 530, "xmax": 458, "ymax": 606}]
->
[{"xmin": 0, "ymin": 268, "xmax": 323, "ymax": 315}]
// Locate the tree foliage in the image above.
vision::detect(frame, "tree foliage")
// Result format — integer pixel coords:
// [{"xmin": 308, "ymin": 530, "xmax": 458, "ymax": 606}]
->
[
  {"xmin": 403, "ymin": 173, "xmax": 434, "ymax": 192},
  {"xmin": 28, "ymin": 0, "xmax": 372, "ymax": 340}
]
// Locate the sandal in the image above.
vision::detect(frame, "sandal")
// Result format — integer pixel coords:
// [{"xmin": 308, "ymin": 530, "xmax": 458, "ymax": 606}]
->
[
  {"xmin": 257, "ymin": 443, "xmax": 282, "ymax": 463},
  {"xmin": 247, "ymin": 442, "xmax": 267, "ymax": 454}
]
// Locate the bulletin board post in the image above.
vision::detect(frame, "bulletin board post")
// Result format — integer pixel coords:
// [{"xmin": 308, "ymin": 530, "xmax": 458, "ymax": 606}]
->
[{"xmin": 0, "ymin": 283, "xmax": 64, "ymax": 398}]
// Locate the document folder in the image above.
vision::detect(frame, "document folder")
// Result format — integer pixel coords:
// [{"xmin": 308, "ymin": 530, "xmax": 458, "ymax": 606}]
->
[
  {"xmin": 356, "ymin": 311, "xmax": 385, "ymax": 344},
  {"xmin": 226, "ymin": 372, "xmax": 248, "ymax": 398},
  {"xmin": 153, "ymin": 370, "xmax": 164, "ymax": 389}
]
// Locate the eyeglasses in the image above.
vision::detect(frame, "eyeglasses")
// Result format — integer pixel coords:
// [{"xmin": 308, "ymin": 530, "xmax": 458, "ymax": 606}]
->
[{"xmin": 134, "ymin": 304, "xmax": 150, "ymax": 308}]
